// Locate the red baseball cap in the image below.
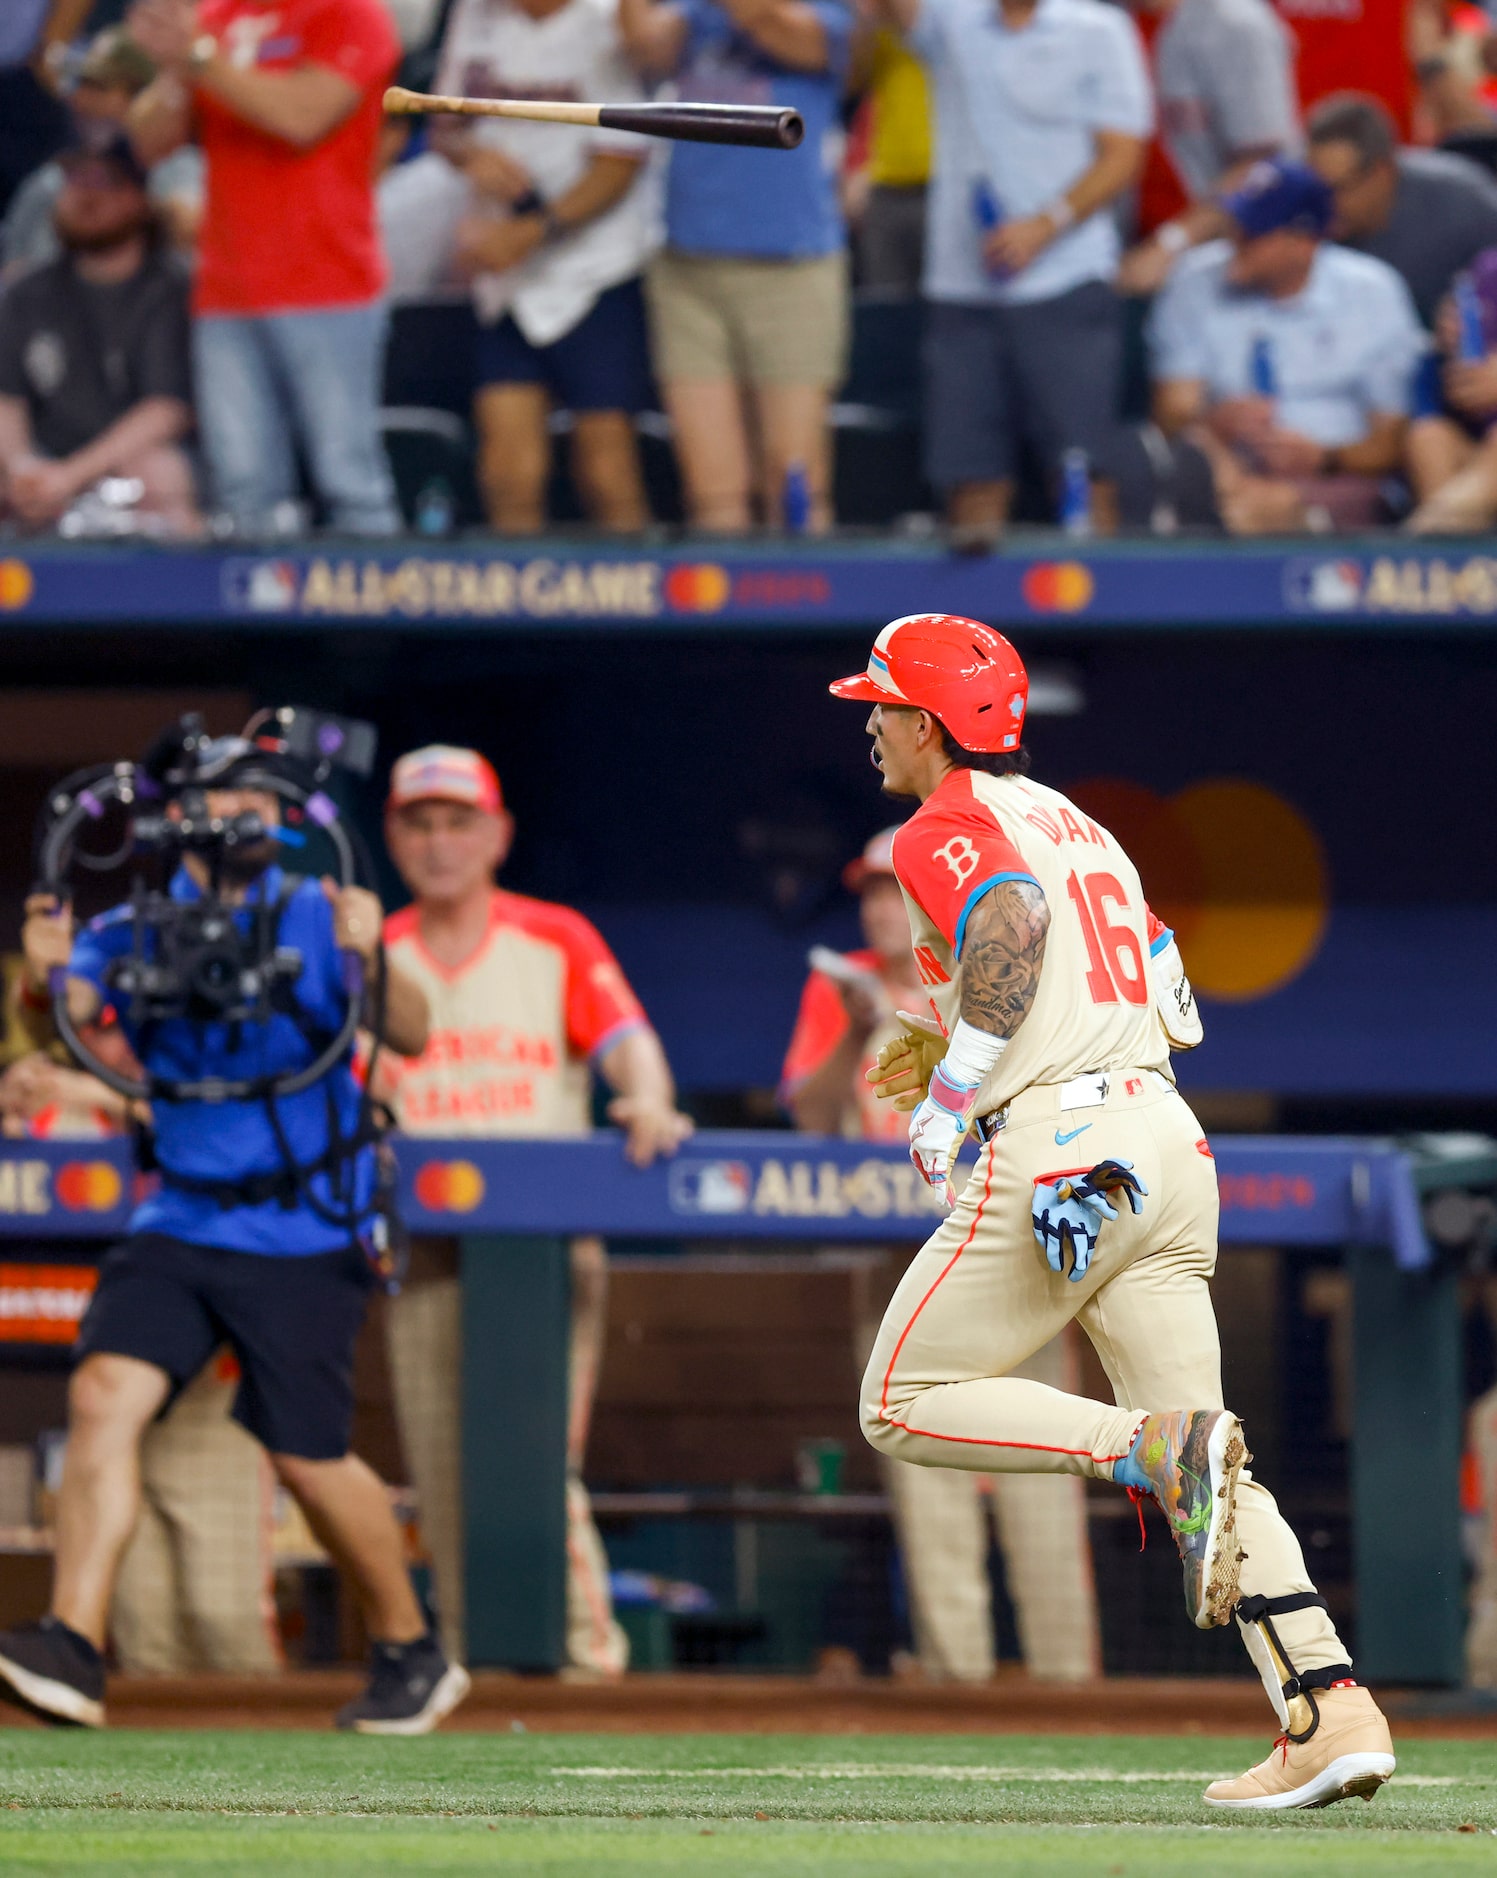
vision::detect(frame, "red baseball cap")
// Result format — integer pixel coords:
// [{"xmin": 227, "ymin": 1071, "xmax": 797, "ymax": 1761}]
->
[
  {"xmin": 842, "ymin": 826, "xmax": 900, "ymax": 891},
  {"xmin": 387, "ymin": 745, "xmax": 504, "ymax": 814}
]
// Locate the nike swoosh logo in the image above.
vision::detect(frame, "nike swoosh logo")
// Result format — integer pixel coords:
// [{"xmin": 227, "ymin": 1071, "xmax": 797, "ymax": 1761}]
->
[{"xmin": 1054, "ymin": 1123, "xmax": 1093, "ymax": 1147}]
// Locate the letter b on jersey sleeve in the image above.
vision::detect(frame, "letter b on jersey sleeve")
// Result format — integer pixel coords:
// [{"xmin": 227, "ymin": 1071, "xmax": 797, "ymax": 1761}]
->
[{"xmin": 892, "ymin": 801, "xmax": 1039, "ymax": 958}]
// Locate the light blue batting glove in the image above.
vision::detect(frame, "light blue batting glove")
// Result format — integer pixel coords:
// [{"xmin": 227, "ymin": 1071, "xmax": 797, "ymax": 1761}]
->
[{"xmin": 1031, "ymin": 1158, "xmax": 1147, "ymax": 1282}]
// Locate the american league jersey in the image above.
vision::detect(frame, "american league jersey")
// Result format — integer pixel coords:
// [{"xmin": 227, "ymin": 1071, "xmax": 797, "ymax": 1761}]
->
[
  {"xmin": 891, "ymin": 769, "xmax": 1180, "ymax": 1115},
  {"xmin": 382, "ymin": 889, "xmax": 647, "ymax": 1136}
]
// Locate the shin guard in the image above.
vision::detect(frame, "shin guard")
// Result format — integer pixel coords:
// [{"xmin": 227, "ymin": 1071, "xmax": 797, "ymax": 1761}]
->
[{"xmin": 1235, "ymin": 1593, "xmax": 1353, "ymax": 1741}]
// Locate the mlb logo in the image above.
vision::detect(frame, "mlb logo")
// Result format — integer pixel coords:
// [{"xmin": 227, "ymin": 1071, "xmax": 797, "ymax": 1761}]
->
[
  {"xmin": 669, "ymin": 1160, "xmax": 751, "ymax": 1216},
  {"xmin": 225, "ymin": 559, "xmax": 298, "ymax": 613},
  {"xmin": 1125, "ymin": 1078, "xmax": 1143, "ymax": 1097}
]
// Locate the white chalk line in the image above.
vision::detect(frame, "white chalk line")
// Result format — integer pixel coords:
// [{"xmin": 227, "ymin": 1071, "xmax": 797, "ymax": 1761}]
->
[{"xmin": 556, "ymin": 1764, "xmax": 1463, "ymax": 1788}]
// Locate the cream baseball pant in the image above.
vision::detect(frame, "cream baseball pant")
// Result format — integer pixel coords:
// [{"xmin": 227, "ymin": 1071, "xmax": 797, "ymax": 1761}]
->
[
  {"xmin": 862, "ymin": 1070, "xmax": 1349, "ymax": 1701},
  {"xmin": 111, "ymin": 1359, "xmax": 280, "ymax": 1675},
  {"xmin": 885, "ymin": 1332, "xmax": 1100, "ymax": 1682},
  {"xmin": 386, "ymin": 1235, "xmax": 627, "ymax": 1675}
]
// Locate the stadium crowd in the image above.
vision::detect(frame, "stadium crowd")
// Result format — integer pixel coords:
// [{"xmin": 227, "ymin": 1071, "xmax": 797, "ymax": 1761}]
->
[{"xmin": 6, "ymin": 0, "xmax": 1497, "ymax": 538}]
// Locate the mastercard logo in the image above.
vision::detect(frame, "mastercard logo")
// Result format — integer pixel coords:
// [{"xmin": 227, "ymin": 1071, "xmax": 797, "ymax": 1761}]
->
[
  {"xmin": 664, "ymin": 563, "xmax": 731, "ymax": 613},
  {"xmin": 1022, "ymin": 562, "xmax": 1094, "ymax": 614},
  {"xmin": 1070, "ymin": 777, "xmax": 1329, "ymax": 1002},
  {"xmin": 412, "ymin": 1160, "xmax": 486, "ymax": 1214},
  {"xmin": 55, "ymin": 1161, "xmax": 124, "ymax": 1212},
  {"xmin": 0, "ymin": 560, "xmax": 34, "ymax": 612}
]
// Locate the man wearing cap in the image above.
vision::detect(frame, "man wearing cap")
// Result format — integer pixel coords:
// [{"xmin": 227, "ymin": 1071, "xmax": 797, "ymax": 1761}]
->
[
  {"xmin": 0, "ymin": 125, "xmax": 199, "ymax": 534},
  {"xmin": 381, "ymin": 745, "xmax": 693, "ymax": 1675},
  {"xmin": 1147, "ymin": 156, "xmax": 1424, "ymax": 533},
  {"xmin": 1118, "ymin": 0, "xmax": 1300, "ymax": 296},
  {"xmin": 2, "ymin": 29, "xmax": 203, "ymax": 281},
  {"xmin": 783, "ymin": 829, "xmax": 1099, "ymax": 1684}
]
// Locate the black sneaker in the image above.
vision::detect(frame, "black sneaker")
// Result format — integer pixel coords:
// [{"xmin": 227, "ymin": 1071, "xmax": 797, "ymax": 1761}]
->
[
  {"xmin": 334, "ymin": 1633, "xmax": 470, "ymax": 1735},
  {"xmin": 0, "ymin": 1618, "xmax": 105, "ymax": 1727}
]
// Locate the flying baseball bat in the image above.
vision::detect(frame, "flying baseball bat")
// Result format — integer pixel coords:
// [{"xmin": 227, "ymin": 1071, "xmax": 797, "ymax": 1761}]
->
[{"xmin": 383, "ymin": 86, "xmax": 804, "ymax": 150}]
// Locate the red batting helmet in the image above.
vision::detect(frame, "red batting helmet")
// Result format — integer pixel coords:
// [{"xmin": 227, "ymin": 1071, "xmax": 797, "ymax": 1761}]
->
[{"xmin": 829, "ymin": 615, "xmax": 1029, "ymax": 754}]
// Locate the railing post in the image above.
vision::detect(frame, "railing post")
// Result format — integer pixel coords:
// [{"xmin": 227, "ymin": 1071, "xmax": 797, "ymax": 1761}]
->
[
  {"xmin": 460, "ymin": 1234, "xmax": 570, "ymax": 1669},
  {"xmin": 1348, "ymin": 1244, "xmax": 1464, "ymax": 1684}
]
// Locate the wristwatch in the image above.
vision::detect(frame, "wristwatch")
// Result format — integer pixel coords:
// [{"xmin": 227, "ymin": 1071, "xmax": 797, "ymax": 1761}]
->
[
  {"xmin": 511, "ymin": 188, "xmax": 563, "ymax": 241},
  {"xmin": 188, "ymin": 33, "xmax": 218, "ymax": 74}
]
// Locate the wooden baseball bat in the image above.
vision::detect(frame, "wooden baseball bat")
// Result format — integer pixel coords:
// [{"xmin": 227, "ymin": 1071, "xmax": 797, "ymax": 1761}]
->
[{"xmin": 383, "ymin": 86, "xmax": 804, "ymax": 150}]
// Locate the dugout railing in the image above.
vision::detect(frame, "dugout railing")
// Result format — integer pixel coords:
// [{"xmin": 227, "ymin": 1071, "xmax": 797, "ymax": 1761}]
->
[{"xmin": 0, "ymin": 1130, "xmax": 1471, "ymax": 1685}]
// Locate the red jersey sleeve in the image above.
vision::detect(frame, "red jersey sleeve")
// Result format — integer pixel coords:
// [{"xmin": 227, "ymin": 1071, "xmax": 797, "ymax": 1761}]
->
[
  {"xmin": 300, "ymin": 0, "xmax": 400, "ymax": 92},
  {"xmin": 780, "ymin": 971, "xmax": 851, "ymax": 1094},
  {"xmin": 552, "ymin": 911, "xmax": 648, "ymax": 1059},
  {"xmin": 892, "ymin": 781, "xmax": 1038, "ymax": 957}
]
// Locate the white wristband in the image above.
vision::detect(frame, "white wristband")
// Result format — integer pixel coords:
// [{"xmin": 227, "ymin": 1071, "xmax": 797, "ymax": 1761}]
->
[
  {"xmin": 1044, "ymin": 195, "xmax": 1076, "ymax": 233},
  {"xmin": 1156, "ymin": 220, "xmax": 1190, "ymax": 256},
  {"xmin": 938, "ymin": 1018, "xmax": 1009, "ymax": 1090}
]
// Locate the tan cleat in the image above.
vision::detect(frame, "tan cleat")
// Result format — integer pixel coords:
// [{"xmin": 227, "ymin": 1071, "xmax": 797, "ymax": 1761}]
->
[{"xmin": 1203, "ymin": 1684, "xmax": 1395, "ymax": 1810}]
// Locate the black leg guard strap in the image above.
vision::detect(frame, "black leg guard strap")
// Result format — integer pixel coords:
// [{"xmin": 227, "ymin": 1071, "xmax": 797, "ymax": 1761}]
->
[{"xmin": 1235, "ymin": 1594, "xmax": 1353, "ymax": 1742}]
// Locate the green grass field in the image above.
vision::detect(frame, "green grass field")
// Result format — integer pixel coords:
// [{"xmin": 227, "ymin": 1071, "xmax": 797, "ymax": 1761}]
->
[{"xmin": 0, "ymin": 1729, "xmax": 1492, "ymax": 1875}]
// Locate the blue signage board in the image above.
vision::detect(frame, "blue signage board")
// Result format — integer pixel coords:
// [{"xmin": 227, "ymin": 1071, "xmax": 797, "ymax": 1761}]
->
[
  {"xmin": 3, "ymin": 539, "xmax": 1497, "ymax": 630},
  {"xmin": 0, "ymin": 1133, "xmax": 1428, "ymax": 1267}
]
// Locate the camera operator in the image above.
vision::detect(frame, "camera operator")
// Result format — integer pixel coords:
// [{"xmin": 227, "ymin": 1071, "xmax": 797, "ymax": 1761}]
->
[{"xmin": 0, "ymin": 771, "xmax": 470, "ymax": 1734}]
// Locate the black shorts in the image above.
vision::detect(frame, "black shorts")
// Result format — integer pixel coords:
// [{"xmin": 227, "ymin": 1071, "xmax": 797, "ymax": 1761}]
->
[
  {"xmin": 474, "ymin": 276, "xmax": 652, "ymax": 413},
  {"xmin": 923, "ymin": 280, "xmax": 1122, "ymax": 492},
  {"xmin": 74, "ymin": 1233, "xmax": 374, "ymax": 1460}
]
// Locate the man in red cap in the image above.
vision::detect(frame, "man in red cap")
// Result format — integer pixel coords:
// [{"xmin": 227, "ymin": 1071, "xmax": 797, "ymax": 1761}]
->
[
  {"xmin": 832, "ymin": 613, "xmax": 1396, "ymax": 1810},
  {"xmin": 783, "ymin": 828, "xmax": 1100, "ymax": 1685},
  {"xmin": 380, "ymin": 745, "xmax": 692, "ymax": 1676}
]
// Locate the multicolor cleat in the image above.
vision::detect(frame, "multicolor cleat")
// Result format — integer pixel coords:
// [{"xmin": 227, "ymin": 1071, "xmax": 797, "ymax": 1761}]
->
[{"xmin": 1115, "ymin": 1408, "xmax": 1248, "ymax": 1628}]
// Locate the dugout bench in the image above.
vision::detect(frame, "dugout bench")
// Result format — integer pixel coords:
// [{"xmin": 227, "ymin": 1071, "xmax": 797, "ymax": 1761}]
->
[{"xmin": 0, "ymin": 1132, "xmax": 1468, "ymax": 1684}]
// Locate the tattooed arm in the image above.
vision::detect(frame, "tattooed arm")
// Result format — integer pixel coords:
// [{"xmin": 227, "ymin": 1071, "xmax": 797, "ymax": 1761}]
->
[
  {"xmin": 958, "ymin": 880, "xmax": 1050, "ymax": 1037},
  {"xmin": 904, "ymin": 878, "xmax": 1049, "ymax": 1205}
]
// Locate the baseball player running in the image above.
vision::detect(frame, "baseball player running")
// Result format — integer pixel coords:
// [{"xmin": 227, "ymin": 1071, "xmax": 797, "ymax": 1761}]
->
[{"xmin": 832, "ymin": 613, "xmax": 1395, "ymax": 1810}]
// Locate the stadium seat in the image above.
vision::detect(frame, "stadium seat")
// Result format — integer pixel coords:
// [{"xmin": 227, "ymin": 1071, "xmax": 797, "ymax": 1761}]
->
[
  {"xmin": 379, "ymin": 406, "xmax": 482, "ymax": 531},
  {"xmin": 382, "ymin": 297, "xmax": 478, "ymax": 418},
  {"xmin": 1440, "ymin": 128, "xmax": 1497, "ymax": 176},
  {"xmin": 834, "ymin": 295, "xmax": 932, "ymax": 524}
]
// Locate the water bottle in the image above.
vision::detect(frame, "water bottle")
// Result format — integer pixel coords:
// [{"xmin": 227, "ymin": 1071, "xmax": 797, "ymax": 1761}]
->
[
  {"xmin": 1058, "ymin": 447, "xmax": 1092, "ymax": 536},
  {"xmin": 971, "ymin": 179, "xmax": 1004, "ymax": 277},
  {"xmin": 1412, "ymin": 346, "xmax": 1443, "ymax": 420},
  {"xmin": 1455, "ymin": 276, "xmax": 1487, "ymax": 362},
  {"xmin": 414, "ymin": 478, "xmax": 455, "ymax": 538},
  {"xmin": 782, "ymin": 461, "xmax": 811, "ymax": 533},
  {"xmin": 970, "ymin": 178, "xmax": 1003, "ymax": 233},
  {"xmin": 1249, "ymin": 335, "xmax": 1276, "ymax": 399}
]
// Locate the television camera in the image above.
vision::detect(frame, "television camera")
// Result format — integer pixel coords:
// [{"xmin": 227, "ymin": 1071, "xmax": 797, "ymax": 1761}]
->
[{"xmin": 35, "ymin": 706, "xmax": 380, "ymax": 1107}]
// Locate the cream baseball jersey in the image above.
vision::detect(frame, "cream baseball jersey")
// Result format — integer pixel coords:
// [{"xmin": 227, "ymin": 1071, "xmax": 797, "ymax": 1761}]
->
[
  {"xmin": 892, "ymin": 769, "xmax": 1179, "ymax": 1115},
  {"xmin": 382, "ymin": 890, "xmax": 647, "ymax": 1136}
]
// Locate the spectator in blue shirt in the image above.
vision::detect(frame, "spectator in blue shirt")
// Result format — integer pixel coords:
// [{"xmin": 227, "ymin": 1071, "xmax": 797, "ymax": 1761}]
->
[
  {"xmin": 1149, "ymin": 158, "xmax": 1424, "ymax": 533},
  {"xmin": 877, "ymin": 0, "xmax": 1153, "ymax": 545},
  {"xmin": 621, "ymin": 0, "xmax": 854, "ymax": 530}
]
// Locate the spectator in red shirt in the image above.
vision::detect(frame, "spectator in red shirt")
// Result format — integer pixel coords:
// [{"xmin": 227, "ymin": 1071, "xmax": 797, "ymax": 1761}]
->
[{"xmin": 126, "ymin": 0, "xmax": 402, "ymax": 535}]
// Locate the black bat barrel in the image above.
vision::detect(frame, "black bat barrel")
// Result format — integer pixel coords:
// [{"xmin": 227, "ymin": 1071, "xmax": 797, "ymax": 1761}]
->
[{"xmin": 595, "ymin": 102, "xmax": 805, "ymax": 149}]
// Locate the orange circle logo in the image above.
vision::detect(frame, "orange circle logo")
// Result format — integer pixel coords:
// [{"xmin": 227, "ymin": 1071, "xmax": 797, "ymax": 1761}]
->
[
  {"xmin": 1070, "ymin": 777, "xmax": 1329, "ymax": 1002},
  {"xmin": 0, "ymin": 561, "xmax": 34, "ymax": 611},
  {"xmin": 55, "ymin": 1161, "xmax": 124, "ymax": 1211},
  {"xmin": 412, "ymin": 1160, "xmax": 486, "ymax": 1213},
  {"xmin": 1022, "ymin": 562, "xmax": 1094, "ymax": 614},
  {"xmin": 664, "ymin": 563, "xmax": 731, "ymax": 613}
]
